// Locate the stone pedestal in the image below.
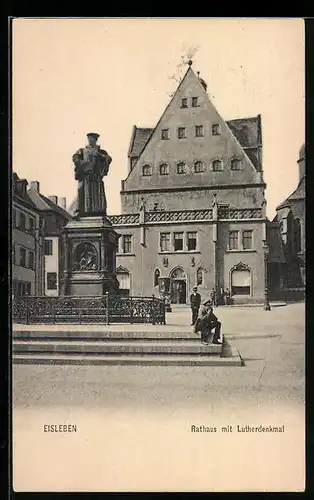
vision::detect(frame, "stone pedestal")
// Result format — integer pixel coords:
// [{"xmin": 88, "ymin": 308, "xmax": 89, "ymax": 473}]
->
[{"xmin": 60, "ymin": 216, "xmax": 120, "ymax": 296}]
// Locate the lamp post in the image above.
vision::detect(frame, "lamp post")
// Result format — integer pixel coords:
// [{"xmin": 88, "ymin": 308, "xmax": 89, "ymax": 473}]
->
[{"xmin": 263, "ymin": 242, "xmax": 271, "ymax": 311}]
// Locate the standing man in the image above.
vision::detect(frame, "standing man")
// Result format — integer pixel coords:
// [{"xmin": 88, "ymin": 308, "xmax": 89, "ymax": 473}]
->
[
  {"xmin": 210, "ymin": 287, "xmax": 217, "ymax": 307},
  {"xmin": 190, "ymin": 286, "xmax": 201, "ymax": 326}
]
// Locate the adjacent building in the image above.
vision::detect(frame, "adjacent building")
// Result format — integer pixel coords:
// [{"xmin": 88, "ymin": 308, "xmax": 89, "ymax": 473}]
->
[
  {"xmin": 272, "ymin": 144, "xmax": 305, "ymax": 294},
  {"xmin": 27, "ymin": 182, "xmax": 71, "ymax": 296},
  {"xmin": 108, "ymin": 61, "xmax": 268, "ymax": 304},
  {"xmin": 12, "ymin": 173, "xmax": 44, "ymax": 296}
]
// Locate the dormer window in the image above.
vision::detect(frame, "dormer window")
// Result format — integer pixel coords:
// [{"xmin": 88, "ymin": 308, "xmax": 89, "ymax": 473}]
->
[
  {"xmin": 142, "ymin": 164, "xmax": 152, "ymax": 176},
  {"xmin": 192, "ymin": 97, "xmax": 199, "ymax": 107},
  {"xmin": 231, "ymin": 158, "xmax": 242, "ymax": 171},
  {"xmin": 181, "ymin": 98, "xmax": 188, "ymax": 108},
  {"xmin": 177, "ymin": 162, "xmax": 186, "ymax": 174},
  {"xmin": 212, "ymin": 124, "xmax": 221, "ymax": 136},
  {"xmin": 159, "ymin": 163, "xmax": 169, "ymax": 175},
  {"xmin": 161, "ymin": 128, "xmax": 169, "ymax": 140},
  {"xmin": 195, "ymin": 125, "xmax": 204, "ymax": 137},
  {"xmin": 212, "ymin": 159, "xmax": 223, "ymax": 172}
]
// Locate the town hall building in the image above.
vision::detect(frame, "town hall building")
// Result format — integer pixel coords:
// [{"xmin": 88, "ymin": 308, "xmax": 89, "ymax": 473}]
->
[{"xmin": 109, "ymin": 61, "xmax": 268, "ymax": 304}]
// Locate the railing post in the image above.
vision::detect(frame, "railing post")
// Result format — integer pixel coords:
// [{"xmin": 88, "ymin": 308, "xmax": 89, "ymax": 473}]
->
[
  {"xmin": 130, "ymin": 297, "xmax": 133, "ymax": 324},
  {"xmin": 163, "ymin": 297, "xmax": 166, "ymax": 325},
  {"xmin": 106, "ymin": 291, "xmax": 109, "ymax": 325},
  {"xmin": 25, "ymin": 294, "xmax": 29, "ymax": 325},
  {"xmin": 152, "ymin": 294, "xmax": 155, "ymax": 325}
]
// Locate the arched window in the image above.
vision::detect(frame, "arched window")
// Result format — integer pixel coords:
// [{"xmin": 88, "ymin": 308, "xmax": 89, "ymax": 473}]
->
[
  {"xmin": 212, "ymin": 159, "xmax": 223, "ymax": 172},
  {"xmin": 231, "ymin": 263, "xmax": 251, "ymax": 296},
  {"xmin": 294, "ymin": 218, "xmax": 302, "ymax": 253},
  {"xmin": 154, "ymin": 269, "xmax": 161, "ymax": 287},
  {"xmin": 170, "ymin": 267, "xmax": 186, "ymax": 280},
  {"xmin": 194, "ymin": 161, "xmax": 205, "ymax": 173},
  {"xmin": 196, "ymin": 268, "xmax": 203, "ymax": 286}
]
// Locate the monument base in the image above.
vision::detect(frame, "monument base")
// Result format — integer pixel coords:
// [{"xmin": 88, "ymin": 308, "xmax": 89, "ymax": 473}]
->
[{"xmin": 60, "ymin": 216, "xmax": 120, "ymax": 296}]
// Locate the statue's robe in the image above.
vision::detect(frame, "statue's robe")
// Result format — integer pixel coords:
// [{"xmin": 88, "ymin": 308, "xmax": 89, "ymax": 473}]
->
[{"xmin": 72, "ymin": 145, "xmax": 112, "ymax": 216}]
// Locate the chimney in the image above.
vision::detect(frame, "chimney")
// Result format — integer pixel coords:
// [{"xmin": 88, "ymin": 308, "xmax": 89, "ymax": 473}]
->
[
  {"xmin": 59, "ymin": 197, "xmax": 67, "ymax": 210},
  {"xmin": 30, "ymin": 181, "xmax": 40, "ymax": 192},
  {"xmin": 48, "ymin": 195, "xmax": 58, "ymax": 205}
]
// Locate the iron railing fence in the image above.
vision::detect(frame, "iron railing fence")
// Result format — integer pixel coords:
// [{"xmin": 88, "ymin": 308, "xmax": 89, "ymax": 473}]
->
[{"xmin": 12, "ymin": 295, "xmax": 166, "ymax": 325}]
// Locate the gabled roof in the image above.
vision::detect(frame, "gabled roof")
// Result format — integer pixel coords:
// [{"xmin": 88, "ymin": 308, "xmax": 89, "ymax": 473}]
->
[
  {"xmin": 276, "ymin": 176, "xmax": 305, "ymax": 211},
  {"xmin": 129, "ymin": 117, "xmax": 261, "ymax": 164},
  {"xmin": 28, "ymin": 189, "xmax": 71, "ymax": 219},
  {"xmin": 13, "ymin": 172, "xmax": 39, "ymax": 211},
  {"xmin": 128, "ymin": 126, "xmax": 153, "ymax": 158}
]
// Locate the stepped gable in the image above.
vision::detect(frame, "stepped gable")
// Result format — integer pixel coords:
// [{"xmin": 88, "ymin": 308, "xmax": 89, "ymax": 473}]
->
[{"xmin": 122, "ymin": 64, "xmax": 263, "ymax": 192}]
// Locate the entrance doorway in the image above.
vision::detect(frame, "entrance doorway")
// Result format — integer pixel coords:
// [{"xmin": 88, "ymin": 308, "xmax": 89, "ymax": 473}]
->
[{"xmin": 170, "ymin": 267, "xmax": 187, "ymax": 304}]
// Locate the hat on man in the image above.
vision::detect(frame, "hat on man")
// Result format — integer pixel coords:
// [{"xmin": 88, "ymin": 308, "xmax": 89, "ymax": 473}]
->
[
  {"xmin": 87, "ymin": 132, "xmax": 100, "ymax": 140},
  {"xmin": 193, "ymin": 286, "xmax": 198, "ymax": 291}
]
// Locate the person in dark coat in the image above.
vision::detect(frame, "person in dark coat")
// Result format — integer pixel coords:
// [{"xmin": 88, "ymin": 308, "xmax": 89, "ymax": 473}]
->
[
  {"xmin": 210, "ymin": 287, "xmax": 217, "ymax": 307},
  {"xmin": 194, "ymin": 301, "xmax": 222, "ymax": 345},
  {"xmin": 190, "ymin": 286, "xmax": 201, "ymax": 326}
]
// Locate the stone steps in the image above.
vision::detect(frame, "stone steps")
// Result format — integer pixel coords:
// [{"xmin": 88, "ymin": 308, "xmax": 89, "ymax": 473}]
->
[
  {"xmin": 12, "ymin": 331, "xmax": 242, "ymax": 367},
  {"xmin": 12, "ymin": 351, "xmax": 242, "ymax": 367},
  {"xmin": 13, "ymin": 330, "xmax": 198, "ymax": 341},
  {"xmin": 13, "ymin": 339, "xmax": 223, "ymax": 355}
]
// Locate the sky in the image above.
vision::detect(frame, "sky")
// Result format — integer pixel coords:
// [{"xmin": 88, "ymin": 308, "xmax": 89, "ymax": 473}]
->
[{"xmin": 12, "ymin": 18, "xmax": 305, "ymax": 219}]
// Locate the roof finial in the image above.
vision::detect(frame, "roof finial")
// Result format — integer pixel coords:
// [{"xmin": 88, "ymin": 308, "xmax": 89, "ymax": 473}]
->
[
  {"xmin": 197, "ymin": 71, "xmax": 200, "ymax": 77},
  {"xmin": 188, "ymin": 59, "xmax": 193, "ymax": 67}
]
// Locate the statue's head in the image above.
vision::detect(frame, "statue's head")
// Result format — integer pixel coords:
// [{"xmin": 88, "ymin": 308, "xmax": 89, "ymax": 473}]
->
[{"xmin": 87, "ymin": 132, "xmax": 100, "ymax": 147}]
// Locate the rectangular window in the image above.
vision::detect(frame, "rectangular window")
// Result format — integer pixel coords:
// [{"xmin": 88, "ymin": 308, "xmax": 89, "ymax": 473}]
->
[
  {"xmin": 174, "ymin": 232, "xmax": 184, "ymax": 251},
  {"xmin": 20, "ymin": 247, "xmax": 26, "ymax": 267},
  {"xmin": 44, "ymin": 239, "xmax": 53, "ymax": 256},
  {"xmin": 195, "ymin": 125, "xmax": 204, "ymax": 137},
  {"xmin": 194, "ymin": 161, "xmax": 204, "ymax": 173},
  {"xmin": 187, "ymin": 232, "xmax": 197, "ymax": 251},
  {"xmin": 47, "ymin": 272, "xmax": 57, "ymax": 290},
  {"xmin": 12, "ymin": 245, "xmax": 16, "ymax": 265},
  {"xmin": 177, "ymin": 163, "xmax": 186, "ymax": 174},
  {"xmin": 212, "ymin": 160, "xmax": 223, "ymax": 172},
  {"xmin": 159, "ymin": 164, "xmax": 169, "ymax": 175},
  {"xmin": 19, "ymin": 212, "xmax": 26, "ymax": 231},
  {"xmin": 161, "ymin": 128, "xmax": 169, "ymax": 140},
  {"xmin": 192, "ymin": 96, "xmax": 199, "ymax": 107},
  {"xmin": 177, "ymin": 127, "xmax": 186, "ymax": 139},
  {"xmin": 28, "ymin": 251, "xmax": 35, "ymax": 269},
  {"xmin": 28, "ymin": 217, "xmax": 35, "ymax": 234},
  {"xmin": 212, "ymin": 124, "xmax": 221, "ymax": 135},
  {"xmin": 231, "ymin": 270, "xmax": 250, "ymax": 296},
  {"xmin": 26, "ymin": 282, "xmax": 31, "ymax": 295},
  {"xmin": 229, "ymin": 231, "xmax": 239, "ymax": 250},
  {"xmin": 242, "ymin": 230, "xmax": 253, "ymax": 250},
  {"xmin": 142, "ymin": 165, "xmax": 152, "ymax": 176},
  {"xmin": 122, "ymin": 235, "xmax": 132, "ymax": 254},
  {"xmin": 13, "ymin": 209, "xmax": 16, "ymax": 228},
  {"xmin": 160, "ymin": 233, "xmax": 170, "ymax": 252},
  {"xmin": 181, "ymin": 98, "xmax": 188, "ymax": 108}
]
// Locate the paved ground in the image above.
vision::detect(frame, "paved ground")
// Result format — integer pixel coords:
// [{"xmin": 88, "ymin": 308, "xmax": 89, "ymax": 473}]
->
[{"xmin": 12, "ymin": 303, "xmax": 305, "ymax": 492}]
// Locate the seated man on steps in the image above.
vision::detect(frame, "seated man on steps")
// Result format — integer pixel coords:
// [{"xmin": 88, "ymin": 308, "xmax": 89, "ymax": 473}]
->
[{"xmin": 194, "ymin": 301, "xmax": 222, "ymax": 345}]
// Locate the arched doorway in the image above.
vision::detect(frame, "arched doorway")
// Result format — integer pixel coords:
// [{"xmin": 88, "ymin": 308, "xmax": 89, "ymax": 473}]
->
[{"xmin": 170, "ymin": 267, "xmax": 187, "ymax": 304}]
